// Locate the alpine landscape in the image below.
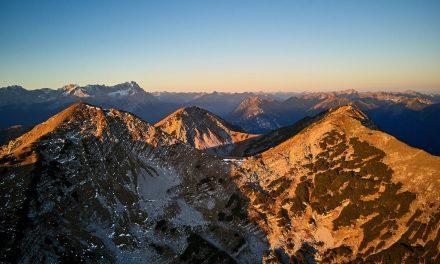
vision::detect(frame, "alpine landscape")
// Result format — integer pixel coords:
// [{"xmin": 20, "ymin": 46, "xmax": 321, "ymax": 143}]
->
[{"xmin": 1, "ymin": 1, "xmax": 439, "ymax": 263}]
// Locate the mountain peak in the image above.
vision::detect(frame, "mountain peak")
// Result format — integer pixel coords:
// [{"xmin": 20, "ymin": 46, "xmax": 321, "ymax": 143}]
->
[
  {"xmin": 63, "ymin": 101, "xmax": 94, "ymax": 112},
  {"xmin": 161, "ymin": 106, "xmax": 214, "ymax": 121},
  {"xmin": 326, "ymin": 104, "xmax": 376, "ymax": 128},
  {"xmin": 241, "ymin": 96, "xmax": 264, "ymax": 105},
  {"xmin": 337, "ymin": 88, "xmax": 358, "ymax": 94},
  {"xmin": 61, "ymin": 84, "xmax": 89, "ymax": 97},
  {"xmin": 177, "ymin": 105, "xmax": 205, "ymax": 113},
  {"xmin": 329, "ymin": 103, "xmax": 360, "ymax": 115},
  {"xmin": 157, "ymin": 106, "xmax": 231, "ymax": 129},
  {"xmin": 62, "ymin": 83, "xmax": 79, "ymax": 90},
  {"xmin": 155, "ymin": 106, "xmax": 258, "ymax": 155},
  {"xmin": 233, "ymin": 97, "xmax": 267, "ymax": 114},
  {"xmin": 114, "ymin": 81, "xmax": 144, "ymax": 92},
  {"xmin": 127, "ymin": 80, "xmax": 139, "ymax": 86},
  {"xmin": 1, "ymin": 102, "xmax": 98, "ymax": 154}
]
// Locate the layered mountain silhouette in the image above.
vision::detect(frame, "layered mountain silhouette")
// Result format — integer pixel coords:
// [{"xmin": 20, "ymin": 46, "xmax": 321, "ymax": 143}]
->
[
  {"xmin": 1, "ymin": 83, "xmax": 439, "ymax": 155},
  {"xmin": 227, "ymin": 89, "xmax": 438, "ymax": 133},
  {"xmin": 226, "ymin": 91, "xmax": 440, "ymax": 155},
  {"xmin": 1, "ymin": 102, "xmax": 439, "ymax": 263}
]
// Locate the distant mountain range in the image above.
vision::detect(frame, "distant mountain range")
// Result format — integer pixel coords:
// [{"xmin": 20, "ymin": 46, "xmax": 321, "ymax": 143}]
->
[
  {"xmin": 1, "ymin": 82, "xmax": 439, "ymax": 155},
  {"xmin": 1, "ymin": 102, "xmax": 439, "ymax": 262},
  {"xmin": 225, "ymin": 89, "xmax": 440, "ymax": 155}
]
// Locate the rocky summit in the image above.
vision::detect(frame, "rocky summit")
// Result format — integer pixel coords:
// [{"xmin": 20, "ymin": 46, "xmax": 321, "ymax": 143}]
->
[
  {"xmin": 0, "ymin": 103, "xmax": 439, "ymax": 263},
  {"xmin": 155, "ymin": 106, "xmax": 258, "ymax": 156}
]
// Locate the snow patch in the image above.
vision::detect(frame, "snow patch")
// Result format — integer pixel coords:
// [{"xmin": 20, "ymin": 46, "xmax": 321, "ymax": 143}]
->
[
  {"xmin": 109, "ymin": 89, "xmax": 131, "ymax": 97},
  {"xmin": 172, "ymin": 199, "xmax": 207, "ymax": 228},
  {"xmin": 136, "ymin": 159, "xmax": 181, "ymax": 219}
]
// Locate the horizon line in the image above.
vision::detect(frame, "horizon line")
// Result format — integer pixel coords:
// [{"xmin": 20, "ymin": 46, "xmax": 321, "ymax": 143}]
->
[{"xmin": 2, "ymin": 81, "xmax": 439, "ymax": 95}]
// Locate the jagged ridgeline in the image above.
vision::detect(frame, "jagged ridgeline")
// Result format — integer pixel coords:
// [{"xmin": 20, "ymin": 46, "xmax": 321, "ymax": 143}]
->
[{"xmin": 1, "ymin": 103, "xmax": 439, "ymax": 263}]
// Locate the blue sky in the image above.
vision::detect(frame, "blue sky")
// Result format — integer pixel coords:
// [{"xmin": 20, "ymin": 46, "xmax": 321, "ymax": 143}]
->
[{"xmin": 1, "ymin": 0, "xmax": 439, "ymax": 92}]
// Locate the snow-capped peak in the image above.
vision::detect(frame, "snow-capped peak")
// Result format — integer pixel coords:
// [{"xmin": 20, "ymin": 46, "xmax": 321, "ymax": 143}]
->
[{"xmin": 61, "ymin": 84, "xmax": 90, "ymax": 97}]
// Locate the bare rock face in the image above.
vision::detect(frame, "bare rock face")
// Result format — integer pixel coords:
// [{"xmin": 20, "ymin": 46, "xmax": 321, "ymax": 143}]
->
[
  {"xmin": 0, "ymin": 103, "xmax": 268, "ymax": 263},
  {"xmin": 155, "ymin": 106, "xmax": 258, "ymax": 156},
  {"xmin": 233, "ymin": 105, "xmax": 440, "ymax": 263}
]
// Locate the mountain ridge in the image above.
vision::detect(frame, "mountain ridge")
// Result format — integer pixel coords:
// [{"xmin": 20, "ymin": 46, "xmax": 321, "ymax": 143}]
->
[{"xmin": 234, "ymin": 104, "xmax": 440, "ymax": 262}]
